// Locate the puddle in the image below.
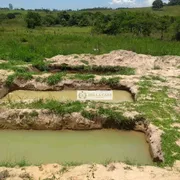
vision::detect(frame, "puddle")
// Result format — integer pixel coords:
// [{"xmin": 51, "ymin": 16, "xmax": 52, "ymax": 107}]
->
[
  {"xmin": 2, "ymin": 90, "xmax": 133, "ymax": 102},
  {"xmin": 0, "ymin": 130, "xmax": 152, "ymax": 165}
]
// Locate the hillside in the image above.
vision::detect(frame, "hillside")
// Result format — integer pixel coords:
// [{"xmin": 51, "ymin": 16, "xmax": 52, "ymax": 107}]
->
[
  {"xmin": 0, "ymin": 5, "xmax": 180, "ymax": 16},
  {"xmin": 114, "ymin": 5, "xmax": 180, "ymax": 16}
]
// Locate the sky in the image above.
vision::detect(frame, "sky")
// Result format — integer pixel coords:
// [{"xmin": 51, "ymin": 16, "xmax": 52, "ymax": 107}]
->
[{"xmin": 0, "ymin": 0, "xmax": 167, "ymax": 10}]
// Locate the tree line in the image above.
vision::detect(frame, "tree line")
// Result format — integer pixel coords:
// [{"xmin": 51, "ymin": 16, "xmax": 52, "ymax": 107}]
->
[
  {"xmin": 24, "ymin": 11, "xmax": 180, "ymax": 41},
  {"xmin": 152, "ymin": 0, "xmax": 180, "ymax": 9}
]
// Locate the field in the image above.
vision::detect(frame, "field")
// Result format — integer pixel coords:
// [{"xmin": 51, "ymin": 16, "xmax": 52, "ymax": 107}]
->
[
  {"xmin": 0, "ymin": 5, "xmax": 180, "ymax": 63},
  {"xmin": 0, "ymin": 5, "xmax": 180, "ymax": 179},
  {"xmin": 0, "ymin": 27, "xmax": 180, "ymax": 64}
]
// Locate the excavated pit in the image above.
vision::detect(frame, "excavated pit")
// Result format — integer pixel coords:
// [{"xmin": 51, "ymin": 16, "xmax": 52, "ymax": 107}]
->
[
  {"xmin": 0, "ymin": 129, "xmax": 153, "ymax": 165},
  {"xmin": 1, "ymin": 90, "xmax": 133, "ymax": 103}
]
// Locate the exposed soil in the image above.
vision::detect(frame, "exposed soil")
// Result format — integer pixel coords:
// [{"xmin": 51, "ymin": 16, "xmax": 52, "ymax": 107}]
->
[
  {"xmin": 0, "ymin": 162, "xmax": 180, "ymax": 180},
  {"xmin": 45, "ymin": 50, "xmax": 180, "ymax": 76},
  {"xmin": 0, "ymin": 50, "xmax": 180, "ymax": 179}
]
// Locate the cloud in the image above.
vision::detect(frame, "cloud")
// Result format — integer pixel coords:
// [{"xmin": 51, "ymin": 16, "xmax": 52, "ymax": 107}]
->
[
  {"xmin": 109, "ymin": 0, "xmax": 135, "ymax": 5},
  {"xmin": 109, "ymin": 0, "xmax": 167, "ymax": 7},
  {"xmin": 109, "ymin": 0, "xmax": 136, "ymax": 7}
]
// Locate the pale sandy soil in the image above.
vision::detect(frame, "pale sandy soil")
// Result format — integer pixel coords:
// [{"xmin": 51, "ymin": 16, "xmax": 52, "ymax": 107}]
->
[
  {"xmin": 46, "ymin": 50, "xmax": 180, "ymax": 76},
  {"xmin": 0, "ymin": 162, "xmax": 180, "ymax": 180}
]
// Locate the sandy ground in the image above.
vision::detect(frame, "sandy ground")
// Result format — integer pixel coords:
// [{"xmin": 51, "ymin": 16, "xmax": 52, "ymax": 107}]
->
[{"xmin": 0, "ymin": 162, "xmax": 180, "ymax": 180}]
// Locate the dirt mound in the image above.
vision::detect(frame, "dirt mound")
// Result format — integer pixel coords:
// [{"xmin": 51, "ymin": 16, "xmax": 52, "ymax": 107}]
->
[{"xmin": 46, "ymin": 50, "xmax": 180, "ymax": 75}]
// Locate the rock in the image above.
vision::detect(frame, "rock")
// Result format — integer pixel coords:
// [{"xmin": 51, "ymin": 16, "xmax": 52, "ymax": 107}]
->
[{"xmin": 0, "ymin": 170, "xmax": 10, "ymax": 179}]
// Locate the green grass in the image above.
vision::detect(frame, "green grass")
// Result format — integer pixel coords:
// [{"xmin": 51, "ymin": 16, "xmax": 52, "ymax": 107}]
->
[
  {"xmin": 115, "ymin": 6, "xmax": 180, "ymax": 16},
  {"xmin": 9, "ymin": 99, "xmax": 85, "ymax": 116},
  {"xmin": 5, "ymin": 72, "xmax": 33, "ymax": 86},
  {"xmin": 100, "ymin": 77, "xmax": 120, "ymax": 87},
  {"xmin": 0, "ymin": 158, "xmax": 30, "ymax": 167},
  {"xmin": 62, "ymin": 161, "xmax": 84, "ymax": 167},
  {"xmin": 136, "ymin": 78, "xmax": 180, "ymax": 167},
  {"xmin": 46, "ymin": 73, "xmax": 66, "ymax": 85},
  {"xmin": 82, "ymin": 6, "xmax": 180, "ymax": 16},
  {"xmin": 48, "ymin": 65, "xmax": 135, "ymax": 75},
  {"xmin": 73, "ymin": 74, "xmax": 95, "ymax": 81},
  {"xmin": 0, "ymin": 27, "xmax": 180, "ymax": 63}
]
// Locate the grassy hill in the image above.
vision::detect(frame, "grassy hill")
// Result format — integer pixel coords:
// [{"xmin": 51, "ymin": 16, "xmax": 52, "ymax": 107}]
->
[
  {"xmin": 113, "ymin": 5, "xmax": 180, "ymax": 16},
  {"xmin": 0, "ymin": 5, "xmax": 180, "ymax": 16},
  {"xmin": 0, "ymin": 5, "xmax": 180, "ymax": 62},
  {"xmin": 77, "ymin": 5, "xmax": 180, "ymax": 16}
]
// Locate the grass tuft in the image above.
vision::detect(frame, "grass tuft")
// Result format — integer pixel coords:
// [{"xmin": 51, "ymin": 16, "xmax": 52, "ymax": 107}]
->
[{"xmin": 46, "ymin": 73, "xmax": 66, "ymax": 85}]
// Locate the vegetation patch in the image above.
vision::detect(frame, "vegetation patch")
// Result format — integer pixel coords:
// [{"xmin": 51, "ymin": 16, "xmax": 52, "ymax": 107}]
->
[
  {"xmin": 9, "ymin": 100, "xmax": 85, "ymax": 116},
  {"xmin": 98, "ymin": 107, "xmax": 137, "ymax": 130},
  {"xmin": 0, "ymin": 158, "xmax": 30, "ymax": 168},
  {"xmin": 47, "ymin": 65, "xmax": 135, "ymax": 75},
  {"xmin": 135, "ymin": 78, "xmax": 180, "ymax": 167},
  {"xmin": 46, "ymin": 73, "xmax": 66, "ymax": 85},
  {"xmin": 73, "ymin": 74, "xmax": 95, "ymax": 81},
  {"xmin": 99, "ymin": 77, "xmax": 120, "ymax": 87},
  {"xmin": 5, "ymin": 72, "xmax": 33, "ymax": 87},
  {"xmin": 81, "ymin": 110, "xmax": 97, "ymax": 120},
  {"xmin": 32, "ymin": 60, "xmax": 49, "ymax": 71}
]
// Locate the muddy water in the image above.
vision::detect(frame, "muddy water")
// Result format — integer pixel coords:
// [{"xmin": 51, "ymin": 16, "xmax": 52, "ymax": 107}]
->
[
  {"xmin": 0, "ymin": 130, "xmax": 152, "ymax": 165},
  {"xmin": 2, "ymin": 90, "xmax": 133, "ymax": 102}
]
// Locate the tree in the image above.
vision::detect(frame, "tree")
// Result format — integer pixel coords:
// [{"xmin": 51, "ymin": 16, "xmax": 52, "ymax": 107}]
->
[
  {"xmin": 173, "ymin": 18, "xmax": 180, "ymax": 41},
  {"xmin": 168, "ymin": 0, "xmax": 180, "ymax": 5},
  {"xmin": 43, "ymin": 15, "xmax": 56, "ymax": 26},
  {"xmin": 68, "ymin": 14, "xmax": 79, "ymax": 26},
  {"xmin": 9, "ymin": 3, "xmax": 13, "ymax": 10},
  {"xmin": 156, "ymin": 16, "xmax": 170, "ymax": 39},
  {"xmin": 57, "ymin": 11, "xmax": 70, "ymax": 26},
  {"xmin": 152, "ymin": 0, "xmax": 164, "ymax": 9},
  {"xmin": 25, "ymin": 12, "xmax": 41, "ymax": 29}
]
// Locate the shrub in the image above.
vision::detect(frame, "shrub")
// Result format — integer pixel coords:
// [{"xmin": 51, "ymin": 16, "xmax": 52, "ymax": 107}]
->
[
  {"xmin": 43, "ymin": 15, "xmax": 56, "ymax": 26},
  {"xmin": 175, "ymin": 32, "xmax": 180, "ymax": 41},
  {"xmin": 6, "ymin": 13, "xmax": 16, "ymax": 19},
  {"xmin": 32, "ymin": 60, "xmax": 49, "ymax": 71},
  {"xmin": 25, "ymin": 12, "xmax": 41, "ymax": 29}
]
